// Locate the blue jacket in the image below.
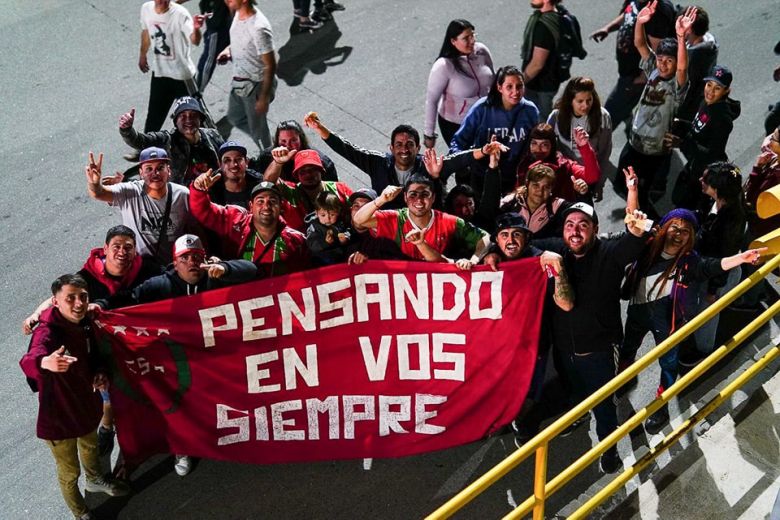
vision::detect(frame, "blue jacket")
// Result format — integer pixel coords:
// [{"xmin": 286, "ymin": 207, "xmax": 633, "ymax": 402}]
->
[{"xmin": 450, "ymin": 97, "xmax": 539, "ymax": 180}]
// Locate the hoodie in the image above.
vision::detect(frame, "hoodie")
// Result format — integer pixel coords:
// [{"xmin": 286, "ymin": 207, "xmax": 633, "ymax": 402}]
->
[
  {"xmin": 684, "ymin": 96, "xmax": 741, "ymax": 176},
  {"xmin": 80, "ymin": 248, "xmax": 163, "ymax": 304}
]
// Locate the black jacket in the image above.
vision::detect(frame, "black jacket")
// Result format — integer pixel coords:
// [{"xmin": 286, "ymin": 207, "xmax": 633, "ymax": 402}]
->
[{"xmin": 535, "ymin": 232, "xmax": 647, "ymax": 354}]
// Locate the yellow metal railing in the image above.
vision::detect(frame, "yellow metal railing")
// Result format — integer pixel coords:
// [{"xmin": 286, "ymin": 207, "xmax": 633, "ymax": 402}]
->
[{"xmin": 427, "ymin": 252, "xmax": 780, "ymax": 520}]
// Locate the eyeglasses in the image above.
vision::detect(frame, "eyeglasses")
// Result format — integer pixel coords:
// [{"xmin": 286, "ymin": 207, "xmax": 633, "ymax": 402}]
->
[{"xmin": 407, "ymin": 191, "xmax": 433, "ymax": 200}]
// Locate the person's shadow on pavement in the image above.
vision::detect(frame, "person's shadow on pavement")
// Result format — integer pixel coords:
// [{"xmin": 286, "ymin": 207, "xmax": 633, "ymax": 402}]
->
[{"xmin": 277, "ymin": 20, "xmax": 353, "ymax": 87}]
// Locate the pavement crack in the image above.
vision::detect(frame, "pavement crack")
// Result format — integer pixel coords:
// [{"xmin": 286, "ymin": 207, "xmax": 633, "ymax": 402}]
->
[
  {"xmin": 299, "ymin": 85, "xmax": 389, "ymax": 140},
  {"xmin": 82, "ymin": 1, "xmax": 132, "ymax": 32}
]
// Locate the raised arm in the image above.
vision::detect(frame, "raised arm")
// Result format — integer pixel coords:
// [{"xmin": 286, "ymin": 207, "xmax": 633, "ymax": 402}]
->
[
  {"xmin": 623, "ymin": 167, "xmax": 640, "ymax": 214},
  {"xmin": 539, "ymin": 251, "xmax": 574, "ymax": 311},
  {"xmin": 674, "ymin": 6, "xmax": 697, "ymax": 88},
  {"xmin": 264, "ymin": 147, "xmax": 297, "ymax": 184},
  {"xmin": 353, "ymin": 185, "xmax": 403, "ymax": 230},
  {"xmin": 721, "ymin": 248, "xmax": 767, "ymax": 271},
  {"xmin": 633, "ymin": 0, "xmax": 656, "ymax": 62},
  {"xmin": 85, "ymin": 152, "xmax": 116, "ymax": 203}
]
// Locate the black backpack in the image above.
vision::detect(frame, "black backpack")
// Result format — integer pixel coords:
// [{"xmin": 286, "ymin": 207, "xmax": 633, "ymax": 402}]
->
[{"xmin": 553, "ymin": 5, "xmax": 588, "ymax": 83}]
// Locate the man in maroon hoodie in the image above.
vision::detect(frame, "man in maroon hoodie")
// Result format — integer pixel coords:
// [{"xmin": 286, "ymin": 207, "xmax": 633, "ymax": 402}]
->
[
  {"xmin": 22, "ymin": 225, "xmax": 162, "ymax": 459},
  {"xmin": 20, "ymin": 274, "xmax": 128, "ymax": 519}
]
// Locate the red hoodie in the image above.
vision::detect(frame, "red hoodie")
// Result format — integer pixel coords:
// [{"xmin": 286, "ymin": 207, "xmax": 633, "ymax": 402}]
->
[
  {"xmin": 516, "ymin": 141, "xmax": 601, "ymax": 202},
  {"xmin": 81, "ymin": 247, "xmax": 143, "ymax": 296}
]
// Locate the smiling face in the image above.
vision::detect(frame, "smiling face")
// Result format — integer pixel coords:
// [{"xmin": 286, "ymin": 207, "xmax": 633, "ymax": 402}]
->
[
  {"xmin": 563, "ymin": 212, "xmax": 597, "ymax": 256},
  {"xmin": 703, "ymin": 80, "xmax": 729, "ymax": 105},
  {"xmin": 655, "ymin": 54, "xmax": 677, "ymax": 80},
  {"xmin": 174, "ymin": 251, "xmax": 205, "ymax": 285},
  {"xmin": 404, "ymin": 183, "xmax": 435, "ymax": 218},
  {"xmin": 103, "ymin": 235, "xmax": 137, "ymax": 277},
  {"xmin": 250, "ymin": 191, "xmax": 282, "ymax": 229},
  {"xmin": 498, "ymin": 74, "xmax": 525, "ymax": 109},
  {"xmin": 572, "ymin": 91, "xmax": 593, "ymax": 117},
  {"xmin": 220, "ymin": 150, "xmax": 247, "ymax": 182},
  {"xmin": 663, "ymin": 218, "xmax": 694, "ymax": 255},
  {"xmin": 496, "ymin": 228, "xmax": 528, "ymax": 259},
  {"xmin": 451, "ymin": 28, "xmax": 476, "ymax": 55},
  {"xmin": 452, "ymin": 194, "xmax": 476, "ymax": 220},
  {"xmin": 527, "ymin": 177, "xmax": 554, "ymax": 207},
  {"xmin": 140, "ymin": 160, "xmax": 170, "ymax": 191},
  {"xmin": 175, "ymin": 110, "xmax": 201, "ymax": 138},
  {"xmin": 53, "ymin": 284, "xmax": 89, "ymax": 324},
  {"xmin": 391, "ymin": 132, "xmax": 419, "ymax": 170}
]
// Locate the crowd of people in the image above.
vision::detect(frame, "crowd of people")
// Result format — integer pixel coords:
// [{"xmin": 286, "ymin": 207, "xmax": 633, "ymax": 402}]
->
[{"xmin": 19, "ymin": 1, "xmax": 780, "ymax": 518}]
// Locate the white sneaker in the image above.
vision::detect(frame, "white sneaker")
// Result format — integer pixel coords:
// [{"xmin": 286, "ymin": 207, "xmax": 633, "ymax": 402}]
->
[
  {"xmin": 84, "ymin": 476, "xmax": 129, "ymax": 496},
  {"xmin": 174, "ymin": 455, "xmax": 192, "ymax": 476},
  {"xmin": 78, "ymin": 512, "xmax": 93, "ymax": 520}
]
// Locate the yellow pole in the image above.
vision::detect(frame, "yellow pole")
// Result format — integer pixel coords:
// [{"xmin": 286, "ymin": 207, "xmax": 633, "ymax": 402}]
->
[
  {"xmin": 502, "ymin": 297, "xmax": 780, "ymax": 520},
  {"xmin": 532, "ymin": 443, "xmax": 548, "ymax": 520},
  {"xmin": 569, "ymin": 343, "xmax": 780, "ymax": 520}
]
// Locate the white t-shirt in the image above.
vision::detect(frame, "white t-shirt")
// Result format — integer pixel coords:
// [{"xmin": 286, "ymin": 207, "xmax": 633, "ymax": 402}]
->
[
  {"xmin": 230, "ymin": 10, "xmax": 275, "ymax": 82},
  {"xmin": 111, "ymin": 181, "xmax": 191, "ymax": 264},
  {"xmin": 140, "ymin": 2, "xmax": 196, "ymax": 80}
]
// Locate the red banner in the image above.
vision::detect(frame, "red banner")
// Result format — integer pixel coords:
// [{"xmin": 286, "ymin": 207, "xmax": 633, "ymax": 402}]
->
[{"xmin": 94, "ymin": 259, "xmax": 546, "ymax": 465}]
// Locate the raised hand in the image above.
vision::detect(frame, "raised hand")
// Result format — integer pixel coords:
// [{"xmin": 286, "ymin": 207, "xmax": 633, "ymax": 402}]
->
[
  {"xmin": 636, "ymin": 0, "xmax": 657, "ymax": 25},
  {"xmin": 101, "ymin": 171, "xmax": 125, "ymax": 187},
  {"xmin": 623, "ymin": 166, "xmax": 638, "ymax": 192},
  {"xmin": 379, "ymin": 185, "xmax": 403, "ymax": 205},
  {"xmin": 271, "ymin": 146, "xmax": 297, "ymax": 164},
  {"xmin": 303, "ymin": 111, "xmax": 330, "ymax": 139},
  {"xmin": 571, "ymin": 176, "xmax": 589, "ymax": 195},
  {"xmin": 192, "ymin": 169, "xmax": 221, "ymax": 192},
  {"xmin": 41, "ymin": 346, "xmax": 78, "ymax": 373},
  {"xmin": 85, "ymin": 151, "xmax": 104, "ymax": 186},
  {"xmin": 200, "ymin": 262, "xmax": 227, "ymax": 279},
  {"xmin": 675, "ymin": 6, "xmax": 698, "ymax": 37},
  {"xmin": 423, "ymin": 148, "xmax": 443, "ymax": 179},
  {"xmin": 119, "ymin": 108, "xmax": 135, "ymax": 129},
  {"xmin": 193, "ymin": 14, "xmax": 206, "ymax": 30},
  {"xmin": 573, "ymin": 126, "xmax": 590, "ymax": 147}
]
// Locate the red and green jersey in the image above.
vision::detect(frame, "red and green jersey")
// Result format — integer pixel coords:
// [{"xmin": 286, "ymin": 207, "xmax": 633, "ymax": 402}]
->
[
  {"xmin": 373, "ymin": 209, "xmax": 487, "ymax": 261},
  {"xmin": 241, "ymin": 226, "xmax": 309, "ymax": 278},
  {"xmin": 277, "ymin": 181, "xmax": 353, "ymax": 232}
]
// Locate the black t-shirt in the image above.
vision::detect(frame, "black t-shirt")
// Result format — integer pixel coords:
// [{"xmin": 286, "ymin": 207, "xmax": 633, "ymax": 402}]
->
[
  {"xmin": 184, "ymin": 140, "xmax": 220, "ymax": 186},
  {"xmin": 526, "ymin": 19, "xmax": 559, "ymax": 92},
  {"xmin": 615, "ymin": 0, "xmax": 676, "ymax": 77}
]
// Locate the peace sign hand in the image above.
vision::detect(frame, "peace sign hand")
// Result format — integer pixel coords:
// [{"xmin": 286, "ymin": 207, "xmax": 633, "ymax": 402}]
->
[{"xmin": 85, "ymin": 151, "xmax": 104, "ymax": 187}]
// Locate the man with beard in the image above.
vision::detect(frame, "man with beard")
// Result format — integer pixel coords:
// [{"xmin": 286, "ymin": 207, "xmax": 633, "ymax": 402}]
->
[
  {"xmin": 119, "ymin": 96, "xmax": 224, "ymax": 185},
  {"xmin": 189, "ymin": 175, "xmax": 310, "ymax": 277},
  {"xmin": 534, "ymin": 202, "xmax": 649, "ymax": 473},
  {"xmin": 352, "ymin": 174, "xmax": 490, "ymax": 265}
]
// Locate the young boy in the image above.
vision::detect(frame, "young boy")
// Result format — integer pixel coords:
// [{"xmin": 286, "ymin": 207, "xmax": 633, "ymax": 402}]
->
[
  {"xmin": 305, "ymin": 191, "xmax": 352, "ymax": 265},
  {"xmin": 20, "ymin": 274, "xmax": 127, "ymax": 519},
  {"xmin": 616, "ymin": 1, "xmax": 697, "ymax": 217}
]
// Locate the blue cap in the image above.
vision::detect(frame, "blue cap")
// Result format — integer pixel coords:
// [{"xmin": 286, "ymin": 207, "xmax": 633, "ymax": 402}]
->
[
  {"xmin": 219, "ymin": 140, "xmax": 248, "ymax": 158},
  {"xmin": 348, "ymin": 188, "xmax": 378, "ymax": 204},
  {"xmin": 138, "ymin": 147, "xmax": 170, "ymax": 165},
  {"xmin": 659, "ymin": 208, "xmax": 699, "ymax": 230}
]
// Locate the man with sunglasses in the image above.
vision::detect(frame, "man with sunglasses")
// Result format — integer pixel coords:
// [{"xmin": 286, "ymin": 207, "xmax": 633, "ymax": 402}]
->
[{"xmin": 352, "ymin": 174, "xmax": 489, "ymax": 264}]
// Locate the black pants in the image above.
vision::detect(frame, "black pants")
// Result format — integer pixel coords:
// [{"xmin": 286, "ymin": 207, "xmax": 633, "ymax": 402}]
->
[
  {"xmin": 438, "ymin": 115, "xmax": 462, "ymax": 149},
  {"xmin": 196, "ymin": 29, "xmax": 230, "ymax": 92},
  {"xmin": 145, "ymin": 73, "xmax": 194, "ymax": 132},
  {"xmin": 616, "ymin": 143, "xmax": 671, "ymax": 220}
]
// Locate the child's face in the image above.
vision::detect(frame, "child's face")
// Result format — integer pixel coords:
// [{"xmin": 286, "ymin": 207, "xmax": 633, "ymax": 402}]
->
[
  {"xmin": 316, "ymin": 208, "xmax": 340, "ymax": 226},
  {"xmin": 655, "ymin": 54, "xmax": 677, "ymax": 80}
]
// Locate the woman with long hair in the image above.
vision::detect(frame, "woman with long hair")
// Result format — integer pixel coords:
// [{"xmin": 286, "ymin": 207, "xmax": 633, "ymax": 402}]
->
[
  {"xmin": 548, "ymin": 77, "xmax": 613, "ymax": 200},
  {"xmin": 424, "ymin": 19, "xmax": 494, "ymax": 150},
  {"xmin": 449, "ymin": 66, "xmax": 539, "ymax": 191},
  {"xmin": 621, "ymin": 208, "xmax": 763, "ymax": 433}
]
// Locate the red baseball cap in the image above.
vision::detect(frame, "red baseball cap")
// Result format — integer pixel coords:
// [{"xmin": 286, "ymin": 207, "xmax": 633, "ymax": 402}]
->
[{"xmin": 292, "ymin": 149, "xmax": 325, "ymax": 178}]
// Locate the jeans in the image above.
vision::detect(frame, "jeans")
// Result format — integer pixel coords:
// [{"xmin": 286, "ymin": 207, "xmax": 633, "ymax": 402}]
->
[
  {"xmin": 145, "ymin": 73, "xmax": 196, "ymax": 132},
  {"xmin": 523, "ymin": 88, "xmax": 556, "ymax": 123},
  {"xmin": 622, "ymin": 302, "xmax": 679, "ymax": 391},
  {"xmin": 692, "ymin": 268, "xmax": 741, "ymax": 355},
  {"xmin": 227, "ymin": 78, "xmax": 276, "ymax": 150},
  {"xmin": 558, "ymin": 347, "xmax": 618, "ymax": 441},
  {"xmin": 605, "ymin": 74, "xmax": 645, "ymax": 132},
  {"xmin": 45, "ymin": 431, "xmax": 101, "ymax": 517}
]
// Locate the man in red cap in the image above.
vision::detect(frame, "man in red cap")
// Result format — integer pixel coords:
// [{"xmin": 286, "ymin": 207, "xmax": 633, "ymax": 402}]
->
[
  {"xmin": 264, "ymin": 148, "xmax": 353, "ymax": 231},
  {"xmin": 189, "ymin": 174, "xmax": 310, "ymax": 278}
]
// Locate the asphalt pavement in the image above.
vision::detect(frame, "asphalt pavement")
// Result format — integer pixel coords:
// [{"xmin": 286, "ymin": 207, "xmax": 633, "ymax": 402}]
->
[{"xmin": 1, "ymin": 1, "xmax": 778, "ymax": 518}]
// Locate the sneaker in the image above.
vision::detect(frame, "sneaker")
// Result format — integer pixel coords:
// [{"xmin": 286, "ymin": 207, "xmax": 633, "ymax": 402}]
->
[
  {"xmin": 559, "ymin": 413, "xmax": 589, "ymax": 437},
  {"xmin": 174, "ymin": 455, "xmax": 192, "ymax": 476},
  {"xmin": 85, "ymin": 476, "xmax": 129, "ymax": 497},
  {"xmin": 645, "ymin": 405, "xmax": 670, "ymax": 435},
  {"xmin": 122, "ymin": 151, "xmax": 140, "ymax": 162},
  {"xmin": 297, "ymin": 17, "xmax": 324, "ymax": 30},
  {"xmin": 311, "ymin": 8, "xmax": 332, "ymax": 22},
  {"xmin": 600, "ymin": 447, "xmax": 622, "ymax": 474},
  {"xmin": 324, "ymin": 1, "xmax": 346, "ymax": 11},
  {"xmin": 97, "ymin": 425, "xmax": 115, "ymax": 457},
  {"xmin": 511, "ymin": 420, "xmax": 536, "ymax": 448}
]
